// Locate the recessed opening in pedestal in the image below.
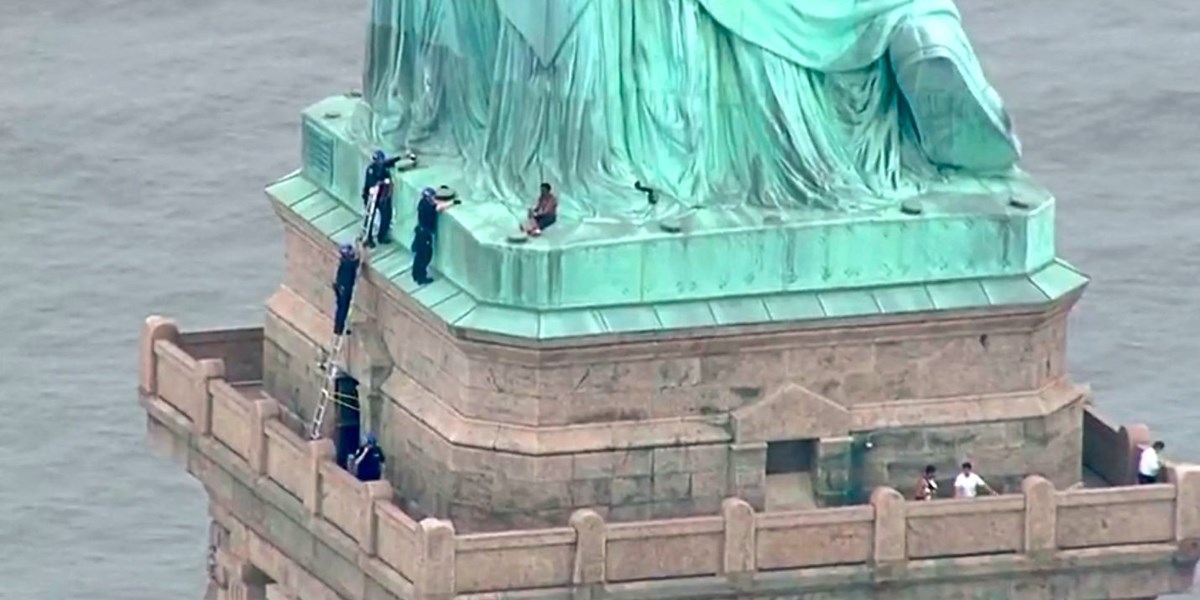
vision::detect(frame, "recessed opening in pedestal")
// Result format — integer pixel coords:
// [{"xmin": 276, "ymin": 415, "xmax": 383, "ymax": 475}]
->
[
  {"xmin": 334, "ymin": 374, "xmax": 361, "ymax": 469},
  {"xmin": 767, "ymin": 439, "xmax": 817, "ymax": 474},
  {"xmin": 766, "ymin": 439, "xmax": 818, "ymax": 511}
]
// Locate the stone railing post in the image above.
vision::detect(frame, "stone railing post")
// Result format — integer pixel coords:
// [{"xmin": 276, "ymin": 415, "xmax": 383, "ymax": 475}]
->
[
  {"xmin": 1172, "ymin": 465, "xmax": 1200, "ymax": 558},
  {"xmin": 720, "ymin": 498, "xmax": 756, "ymax": 590},
  {"xmin": 194, "ymin": 358, "xmax": 226, "ymax": 436},
  {"xmin": 139, "ymin": 315, "xmax": 180, "ymax": 395},
  {"xmin": 1021, "ymin": 475, "xmax": 1057, "ymax": 558},
  {"xmin": 360, "ymin": 481, "xmax": 392, "ymax": 555},
  {"xmin": 416, "ymin": 518, "xmax": 456, "ymax": 600},
  {"xmin": 305, "ymin": 439, "xmax": 334, "ymax": 515},
  {"xmin": 1117, "ymin": 424, "xmax": 1151, "ymax": 486},
  {"xmin": 247, "ymin": 397, "xmax": 280, "ymax": 476},
  {"xmin": 870, "ymin": 487, "xmax": 906, "ymax": 578},
  {"xmin": 570, "ymin": 509, "xmax": 606, "ymax": 600}
]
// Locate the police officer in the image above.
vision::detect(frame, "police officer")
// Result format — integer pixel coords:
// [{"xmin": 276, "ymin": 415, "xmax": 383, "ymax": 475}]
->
[
  {"xmin": 331, "ymin": 244, "xmax": 360, "ymax": 336},
  {"xmin": 351, "ymin": 432, "xmax": 386, "ymax": 482},
  {"xmin": 411, "ymin": 187, "xmax": 458, "ymax": 286},
  {"xmin": 362, "ymin": 150, "xmax": 405, "ymax": 247}
]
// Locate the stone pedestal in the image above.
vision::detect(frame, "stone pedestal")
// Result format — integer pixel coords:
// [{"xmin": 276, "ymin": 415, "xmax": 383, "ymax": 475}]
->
[
  {"xmin": 255, "ymin": 101, "xmax": 1095, "ymax": 530},
  {"xmin": 259, "ymin": 189, "xmax": 1090, "ymax": 529}
]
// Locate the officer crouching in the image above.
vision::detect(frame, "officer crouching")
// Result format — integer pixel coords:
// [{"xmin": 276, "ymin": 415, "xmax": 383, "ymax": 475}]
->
[{"xmin": 350, "ymin": 432, "xmax": 386, "ymax": 482}]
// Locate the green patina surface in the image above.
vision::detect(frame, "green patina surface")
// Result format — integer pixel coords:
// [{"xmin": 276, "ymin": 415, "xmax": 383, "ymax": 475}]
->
[
  {"xmin": 297, "ymin": 97, "xmax": 1060, "ymax": 313},
  {"xmin": 272, "ymin": 0, "xmax": 1088, "ymax": 341},
  {"xmin": 358, "ymin": 0, "xmax": 1022, "ymax": 214},
  {"xmin": 269, "ymin": 168, "xmax": 1085, "ymax": 341}
]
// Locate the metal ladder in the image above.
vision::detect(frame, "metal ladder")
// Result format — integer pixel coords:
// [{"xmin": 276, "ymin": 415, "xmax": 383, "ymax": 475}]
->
[{"xmin": 308, "ymin": 184, "xmax": 383, "ymax": 440}]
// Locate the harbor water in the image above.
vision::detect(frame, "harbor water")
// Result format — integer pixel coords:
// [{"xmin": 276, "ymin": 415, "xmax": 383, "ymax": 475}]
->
[{"xmin": 0, "ymin": 0, "xmax": 1197, "ymax": 597}]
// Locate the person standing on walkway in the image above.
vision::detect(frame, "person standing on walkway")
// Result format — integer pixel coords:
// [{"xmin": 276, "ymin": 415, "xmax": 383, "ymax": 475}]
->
[
  {"xmin": 410, "ymin": 187, "xmax": 458, "ymax": 286},
  {"xmin": 1138, "ymin": 441, "xmax": 1166, "ymax": 484},
  {"xmin": 953, "ymin": 462, "xmax": 997, "ymax": 498},
  {"xmin": 915, "ymin": 464, "xmax": 939, "ymax": 501}
]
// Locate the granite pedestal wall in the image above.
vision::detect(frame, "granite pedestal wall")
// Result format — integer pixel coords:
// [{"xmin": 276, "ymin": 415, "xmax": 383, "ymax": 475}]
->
[
  {"xmin": 813, "ymin": 396, "xmax": 1084, "ymax": 504},
  {"xmin": 271, "ymin": 216, "xmax": 1076, "ymax": 425},
  {"xmin": 262, "ymin": 214, "xmax": 1088, "ymax": 531}
]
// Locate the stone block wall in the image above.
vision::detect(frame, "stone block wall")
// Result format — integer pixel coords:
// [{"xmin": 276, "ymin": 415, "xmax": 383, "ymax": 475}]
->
[
  {"xmin": 382, "ymin": 394, "xmax": 738, "ymax": 531},
  {"xmin": 262, "ymin": 211, "xmax": 1089, "ymax": 529},
  {"xmin": 367, "ymin": 305, "xmax": 1070, "ymax": 429},
  {"xmin": 179, "ymin": 328, "xmax": 264, "ymax": 384},
  {"xmin": 262, "ymin": 307, "xmax": 325, "ymax": 428},
  {"xmin": 370, "ymin": 366, "xmax": 1081, "ymax": 530},
  {"xmin": 274, "ymin": 216, "xmax": 1075, "ymax": 432},
  {"xmin": 805, "ymin": 399, "xmax": 1084, "ymax": 506},
  {"xmin": 258, "ymin": 280, "xmax": 1087, "ymax": 528},
  {"xmin": 860, "ymin": 399, "xmax": 1084, "ymax": 498}
]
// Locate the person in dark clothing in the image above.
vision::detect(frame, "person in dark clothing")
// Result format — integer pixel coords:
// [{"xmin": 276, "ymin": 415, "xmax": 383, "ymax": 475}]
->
[
  {"xmin": 332, "ymin": 244, "xmax": 360, "ymax": 335},
  {"xmin": 362, "ymin": 150, "xmax": 404, "ymax": 247},
  {"xmin": 351, "ymin": 432, "xmax": 386, "ymax": 482},
  {"xmin": 914, "ymin": 465, "xmax": 938, "ymax": 501},
  {"xmin": 411, "ymin": 187, "xmax": 458, "ymax": 285}
]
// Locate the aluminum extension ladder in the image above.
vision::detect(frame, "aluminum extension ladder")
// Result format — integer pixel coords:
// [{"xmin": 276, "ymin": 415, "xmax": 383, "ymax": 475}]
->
[{"xmin": 308, "ymin": 184, "xmax": 383, "ymax": 440}]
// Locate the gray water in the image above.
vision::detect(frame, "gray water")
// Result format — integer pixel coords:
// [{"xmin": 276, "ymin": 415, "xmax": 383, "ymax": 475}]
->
[{"xmin": 0, "ymin": 1, "xmax": 1197, "ymax": 598}]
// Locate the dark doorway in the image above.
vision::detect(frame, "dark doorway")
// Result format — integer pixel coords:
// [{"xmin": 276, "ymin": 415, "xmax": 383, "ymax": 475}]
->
[
  {"xmin": 765, "ymin": 439, "xmax": 819, "ymax": 511},
  {"xmin": 766, "ymin": 439, "xmax": 817, "ymax": 475},
  {"xmin": 334, "ymin": 375, "xmax": 361, "ymax": 469}
]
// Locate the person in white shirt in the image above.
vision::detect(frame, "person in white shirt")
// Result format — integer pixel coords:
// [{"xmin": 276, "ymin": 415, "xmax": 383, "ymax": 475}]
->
[
  {"xmin": 1138, "ymin": 441, "xmax": 1165, "ymax": 485},
  {"xmin": 953, "ymin": 462, "xmax": 997, "ymax": 498}
]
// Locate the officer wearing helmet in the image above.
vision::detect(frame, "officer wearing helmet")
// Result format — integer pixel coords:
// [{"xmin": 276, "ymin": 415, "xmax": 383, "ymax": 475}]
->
[
  {"xmin": 331, "ymin": 243, "xmax": 360, "ymax": 336},
  {"xmin": 351, "ymin": 432, "xmax": 386, "ymax": 482},
  {"xmin": 361, "ymin": 150, "xmax": 404, "ymax": 247},
  {"xmin": 411, "ymin": 186, "xmax": 458, "ymax": 285}
]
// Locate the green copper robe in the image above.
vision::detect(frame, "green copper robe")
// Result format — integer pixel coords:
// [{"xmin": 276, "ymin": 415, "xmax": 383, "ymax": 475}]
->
[{"xmin": 360, "ymin": 0, "xmax": 1020, "ymax": 216}]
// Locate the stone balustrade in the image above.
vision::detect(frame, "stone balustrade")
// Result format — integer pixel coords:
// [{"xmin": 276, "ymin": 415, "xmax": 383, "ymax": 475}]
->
[
  {"xmin": 139, "ymin": 317, "xmax": 1200, "ymax": 599},
  {"xmin": 1083, "ymin": 407, "xmax": 1151, "ymax": 486}
]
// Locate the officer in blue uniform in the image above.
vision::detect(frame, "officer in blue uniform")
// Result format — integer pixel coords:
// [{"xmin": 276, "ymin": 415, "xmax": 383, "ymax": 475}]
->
[
  {"xmin": 361, "ymin": 150, "xmax": 405, "ymax": 247},
  {"xmin": 411, "ymin": 187, "xmax": 458, "ymax": 285},
  {"xmin": 332, "ymin": 244, "xmax": 360, "ymax": 335},
  {"xmin": 351, "ymin": 432, "xmax": 386, "ymax": 482}
]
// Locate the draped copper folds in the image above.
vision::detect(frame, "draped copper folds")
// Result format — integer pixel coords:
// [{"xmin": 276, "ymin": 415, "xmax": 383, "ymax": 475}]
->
[{"xmin": 358, "ymin": 0, "xmax": 1021, "ymax": 217}]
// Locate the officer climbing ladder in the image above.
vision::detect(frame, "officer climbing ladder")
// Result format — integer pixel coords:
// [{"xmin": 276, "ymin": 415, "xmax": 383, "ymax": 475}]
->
[
  {"xmin": 308, "ymin": 150, "xmax": 414, "ymax": 441},
  {"xmin": 308, "ymin": 186, "xmax": 377, "ymax": 440}
]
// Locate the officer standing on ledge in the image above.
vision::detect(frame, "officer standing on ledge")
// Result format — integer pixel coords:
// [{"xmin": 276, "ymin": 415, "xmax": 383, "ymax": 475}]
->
[
  {"xmin": 411, "ymin": 187, "xmax": 459, "ymax": 286},
  {"xmin": 361, "ymin": 150, "xmax": 405, "ymax": 247}
]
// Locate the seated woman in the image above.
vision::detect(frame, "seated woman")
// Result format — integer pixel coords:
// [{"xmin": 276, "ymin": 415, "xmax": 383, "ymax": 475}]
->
[{"xmin": 520, "ymin": 182, "xmax": 558, "ymax": 237}]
